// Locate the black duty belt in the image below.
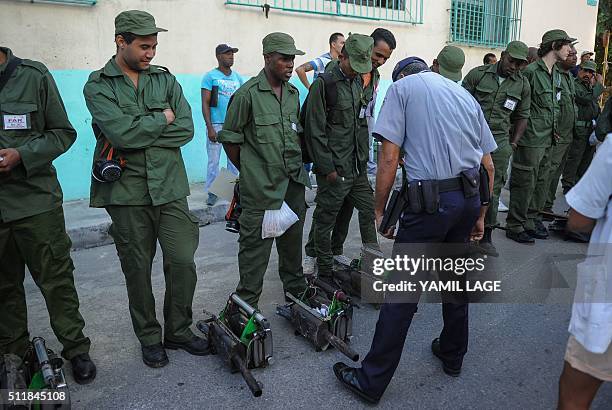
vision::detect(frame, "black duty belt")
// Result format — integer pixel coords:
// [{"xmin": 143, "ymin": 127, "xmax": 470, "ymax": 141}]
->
[{"xmin": 438, "ymin": 177, "xmax": 463, "ymax": 193}]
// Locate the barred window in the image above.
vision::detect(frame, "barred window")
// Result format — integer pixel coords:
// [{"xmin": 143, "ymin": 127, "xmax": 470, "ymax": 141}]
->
[
  {"xmin": 226, "ymin": 0, "xmax": 423, "ymax": 24},
  {"xmin": 450, "ymin": 0, "xmax": 522, "ymax": 48}
]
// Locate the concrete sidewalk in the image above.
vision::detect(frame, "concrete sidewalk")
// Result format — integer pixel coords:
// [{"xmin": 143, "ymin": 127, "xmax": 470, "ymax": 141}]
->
[{"xmin": 63, "ymin": 182, "xmax": 319, "ymax": 251}]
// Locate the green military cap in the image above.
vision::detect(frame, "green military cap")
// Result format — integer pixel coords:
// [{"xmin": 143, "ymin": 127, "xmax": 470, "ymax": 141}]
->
[
  {"xmin": 437, "ymin": 45, "xmax": 465, "ymax": 82},
  {"xmin": 541, "ymin": 29, "xmax": 576, "ymax": 45},
  {"xmin": 115, "ymin": 10, "xmax": 167, "ymax": 36},
  {"xmin": 580, "ymin": 60, "xmax": 597, "ymax": 72},
  {"xmin": 262, "ymin": 32, "xmax": 305, "ymax": 56},
  {"xmin": 505, "ymin": 40, "xmax": 529, "ymax": 61},
  {"xmin": 344, "ymin": 33, "xmax": 374, "ymax": 74}
]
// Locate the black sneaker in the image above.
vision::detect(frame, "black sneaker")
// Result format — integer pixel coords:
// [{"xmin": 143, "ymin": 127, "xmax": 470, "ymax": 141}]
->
[
  {"xmin": 70, "ymin": 353, "xmax": 97, "ymax": 384},
  {"xmin": 164, "ymin": 335, "xmax": 211, "ymax": 356},
  {"xmin": 506, "ymin": 230, "xmax": 535, "ymax": 244},
  {"xmin": 477, "ymin": 241, "xmax": 499, "ymax": 257},
  {"xmin": 431, "ymin": 338, "xmax": 461, "ymax": 377},
  {"xmin": 141, "ymin": 343, "xmax": 169, "ymax": 368},
  {"xmin": 534, "ymin": 219, "xmax": 549, "ymax": 238}
]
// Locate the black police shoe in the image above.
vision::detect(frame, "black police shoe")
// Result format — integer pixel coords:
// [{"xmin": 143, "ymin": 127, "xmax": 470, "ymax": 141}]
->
[
  {"xmin": 70, "ymin": 353, "xmax": 97, "ymax": 384},
  {"xmin": 431, "ymin": 338, "xmax": 461, "ymax": 377},
  {"xmin": 333, "ymin": 362, "xmax": 380, "ymax": 404},
  {"xmin": 506, "ymin": 230, "xmax": 535, "ymax": 244},
  {"xmin": 141, "ymin": 343, "xmax": 169, "ymax": 368},
  {"xmin": 164, "ymin": 335, "xmax": 211, "ymax": 356}
]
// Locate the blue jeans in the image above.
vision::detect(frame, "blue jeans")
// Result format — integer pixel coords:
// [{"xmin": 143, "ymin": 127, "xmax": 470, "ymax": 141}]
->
[
  {"xmin": 205, "ymin": 124, "xmax": 238, "ymax": 192},
  {"xmin": 356, "ymin": 189, "xmax": 480, "ymax": 398}
]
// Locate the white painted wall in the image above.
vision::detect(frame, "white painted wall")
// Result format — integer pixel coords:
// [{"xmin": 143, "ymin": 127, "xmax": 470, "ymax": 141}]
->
[{"xmin": 0, "ymin": 0, "xmax": 599, "ymax": 78}]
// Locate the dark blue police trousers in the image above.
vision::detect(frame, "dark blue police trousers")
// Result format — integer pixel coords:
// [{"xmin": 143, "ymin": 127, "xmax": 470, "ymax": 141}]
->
[{"xmin": 356, "ymin": 189, "xmax": 481, "ymax": 397}]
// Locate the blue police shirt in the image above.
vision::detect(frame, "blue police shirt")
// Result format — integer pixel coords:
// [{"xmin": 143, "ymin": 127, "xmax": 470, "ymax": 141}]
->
[{"xmin": 373, "ymin": 71, "xmax": 497, "ymax": 181}]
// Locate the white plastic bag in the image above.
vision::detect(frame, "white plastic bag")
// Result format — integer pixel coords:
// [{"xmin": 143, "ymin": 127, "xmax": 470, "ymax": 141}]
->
[{"xmin": 261, "ymin": 201, "xmax": 299, "ymax": 239}]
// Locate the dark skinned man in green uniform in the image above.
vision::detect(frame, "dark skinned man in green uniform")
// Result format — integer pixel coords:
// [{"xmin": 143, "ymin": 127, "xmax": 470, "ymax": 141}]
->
[
  {"xmin": 303, "ymin": 34, "xmax": 377, "ymax": 277},
  {"xmin": 463, "ymin": 41, "xmax": 531, "ymax": 256},
  {"xmin": 218, "ymin": 32, "xmax": 310, "ymax": 308},
  {"xmin": 0, "ymin": 47, "xmax": 96, "ymax": 384},
  {"xmin": 303, "ymin": 29, "xmax": 394, "ymax": 274},
  {"xmin": 506, "ymin": 30, "xmax": 575, "ymax": 244},
  {"xmin": 83, "ymin": 10, "xmax": 208, "ymax": 368},
  {"xmin": 543, "ymin": 46, "xmax": 577, "ymax": 214},
  {"xmin": 561, "ymin": 60, "xmax": 604, "ymax": 192}
]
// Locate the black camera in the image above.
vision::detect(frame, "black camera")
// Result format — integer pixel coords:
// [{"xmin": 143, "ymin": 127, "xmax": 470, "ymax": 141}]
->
[
  {"xmin": 92, "ymin": 158, "xmax": 122, "ymax": 183},
  {"xmin": 91, "ymin": 139, "xmax": 123, "ymax": 183},
  {"xmin": 225, "ymin": 183, "xmax": 241, "ymax": 233}
]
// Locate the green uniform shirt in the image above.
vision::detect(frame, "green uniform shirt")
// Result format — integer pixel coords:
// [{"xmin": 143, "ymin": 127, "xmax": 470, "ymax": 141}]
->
[
  {"xmin": 218, "ymin": 69, "xmax": 309, "ymax": 211},
  {"xmin": 574, "ymin": 77, "xmax": 603, "ymax": 124},
  {"xmin": 519, "ymin": 59, "xmax": 563, "ymax": 148},
  {"xmin": 83, "ymin": 57, "xmax": 194, "ymax": 207},
  {"xmin": 462, "ymin": 62, "xmax": 531, "ymax": 146},
  {"xmin": 305, "ymin": 61, "xmax": 367, "ymax": 176},
  {"xmin": 356, "ymin": 66, "xmax": 379, "ymax": 168},
  {"xmin": 596, "ymin": 96, "xmax": 612, "ymax": 141},
  {"xmin": 0, "ymin": 47, "xmax": 76, "ymax": 223},
  {"xmin": 556, "ymin": 67, "xmax": 577, "ymax": 144}
]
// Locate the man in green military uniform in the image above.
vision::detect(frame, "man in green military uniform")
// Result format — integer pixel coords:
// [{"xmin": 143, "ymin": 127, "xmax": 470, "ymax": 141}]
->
[
  {"xmin": 506, "ymin": 30, "xmax": 575, "ymax": 244},
  {"xmin": 462, "ymin": 41, "xmax": 531, "ymax": 256},
  {"xmin": 218, "ymin": 32, "xmax": 310, "ymax": 308},
  {"xmin": 303, "ymin": 30, "xmax": 394, "ymax": 271},
  {"xmin": 543, "ymin": 46, "xmax": 578, "ymax": 214},
  {"xmin": 303, "ymin": 34, "xmax": 377, "ymax": 277},
  {"xmin": 0, "ymin": 48, "xmax": 96, "ymax": 383},
  {"xmin": 83, "ymin": 10, "xmax": 208, "ymax": 368},
  {"xmin": 432, "ymin": 45, "xmax": 466, "ymax": 82},
  {"xmin": 596, "ymin": 95, "xmax": 612, "ymax": 141},
  {"xmin": 561, "ymin": 60, "xmax": 605, "ymax": 192}
]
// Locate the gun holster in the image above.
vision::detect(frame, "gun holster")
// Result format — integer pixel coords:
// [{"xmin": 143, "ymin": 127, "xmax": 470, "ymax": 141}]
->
[{"xmin": 478, "ymin": 165, "xmax": 491, "ymax": 206}]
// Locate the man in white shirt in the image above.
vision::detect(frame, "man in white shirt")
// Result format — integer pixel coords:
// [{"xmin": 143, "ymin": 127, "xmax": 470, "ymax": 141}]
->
[
  {"xmin": 558, "ymin": 135, "xmax": 612, "ymax": 409},
  {"xmin": 295, "ymin": 32, "xmax": 345, "ymax": 89}
]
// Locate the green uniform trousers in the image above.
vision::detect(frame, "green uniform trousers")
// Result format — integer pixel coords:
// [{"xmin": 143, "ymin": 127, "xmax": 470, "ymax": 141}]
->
[
  {"xmin": 106, "ymin": 198, "xmax": 199, "ymax": 346},
  {"xmin": 305, "ymin": 197, "xmax": 372, "ymax": 258},
  {"xmin": 485, "ymin": 140, "xmax": 513, "ymax": 229},
  {"xmin": 237, "ymin": 180, "xmax": 307, "ymax": 308},
  {"xmin": 544, "ymin": 142, "xmax": 571, "ymax": 211},
  {"xmin": 0, "ymin": 207, "xmax": 91, "ymax": 360},
  {"xmin": 561, "ymin": 128, "xmax": 595, "ymax": 191},
  {"xmin": 507, "ymin": 145, "xmax": 551, "ymax": 233},
  {"xmin": 312, "ymin": 173, "xmax": 377, "ymax": 274}
]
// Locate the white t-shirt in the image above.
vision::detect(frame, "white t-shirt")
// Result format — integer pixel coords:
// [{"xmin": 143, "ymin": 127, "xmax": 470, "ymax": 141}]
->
[{"xmin": 565, "ymin": 135, "xmax": 612, "ymax": 354}]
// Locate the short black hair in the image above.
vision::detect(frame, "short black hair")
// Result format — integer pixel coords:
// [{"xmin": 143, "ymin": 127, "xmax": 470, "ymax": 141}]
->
[
  {"xmin": 329, "ymin": 32, "xmax": 344, "ymax": 45},
  {"xmin": 116, "ymin": 32, "xmax": 137, "ymax": 44},
  {"xmin": 483, "ymin": 53, "xmax": 496, "ymax": 64},
  {"xmin": 370, "ymin": 28, "xmax": 396, "ymax": 50}
]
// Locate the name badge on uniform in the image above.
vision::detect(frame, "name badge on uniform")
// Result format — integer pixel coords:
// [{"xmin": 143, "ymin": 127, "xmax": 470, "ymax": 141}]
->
[
  {"xmin": 3, "ymin": 114, "xmax": 30, "ymax": 130},
  {"xmin": 503, "ymin": 99, "xmax": 517, "ymax": 111},
  {"xmin": 291, "ymin": 122, "xmax": 298, "ymax": 132},
  {"xmin": 359, "ymin": 106, "xmax": 366, "ymax": 119},
  {"xmin": 556, "ymin": 91, "xmax": 562, "ymax": 101}
]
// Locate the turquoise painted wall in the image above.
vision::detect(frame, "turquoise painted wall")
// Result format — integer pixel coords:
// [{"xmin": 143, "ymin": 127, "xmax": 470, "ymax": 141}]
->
[{"xmin": 51, "ymin": 70, "xmax": 391, "ymax": 201}]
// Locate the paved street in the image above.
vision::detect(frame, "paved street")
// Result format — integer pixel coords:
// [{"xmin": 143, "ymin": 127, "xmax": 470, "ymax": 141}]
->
[{"xmin": 22, "ymin": 204, "xmax": 612, "ymax": 409}]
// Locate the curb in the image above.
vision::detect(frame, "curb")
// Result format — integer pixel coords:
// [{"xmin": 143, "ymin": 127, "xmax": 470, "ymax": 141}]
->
[
  {"xmin": 68, "ymin": 202, "xmax": 231, "ymax": 251},
  {"xmin": 66, "ymin": 174, "xmax": 387, "ymax": 251}
]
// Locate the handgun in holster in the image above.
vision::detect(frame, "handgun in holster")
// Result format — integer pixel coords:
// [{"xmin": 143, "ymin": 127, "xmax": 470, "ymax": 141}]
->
[{"xmin": 379, "ymin": 167, "xmax": 408, "ymax": 234}]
